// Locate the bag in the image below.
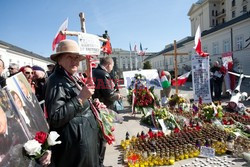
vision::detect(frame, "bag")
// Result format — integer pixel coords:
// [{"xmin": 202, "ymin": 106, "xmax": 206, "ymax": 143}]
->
[{"xmin": 114, "ymin": 99, "xmax": 124, "ymax": 112}]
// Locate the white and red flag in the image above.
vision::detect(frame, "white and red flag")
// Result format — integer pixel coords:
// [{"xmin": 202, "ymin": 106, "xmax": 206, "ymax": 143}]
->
[
  {"xmin": 52, "ymin": 18, "xmax": 68, "ymax": 51},
  {"xmin": 171, "ymin": 71, "xmax": 191, "ymax": 86},
  {"xmin": 193, "ymin": 25, "xmax": 209, "ymax": 57}
]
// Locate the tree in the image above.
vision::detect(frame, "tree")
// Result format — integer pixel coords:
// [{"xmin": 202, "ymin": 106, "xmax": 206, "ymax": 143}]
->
[{"xmin": 143, "ymin": 61, "xmax": 152, "ymax": 69}]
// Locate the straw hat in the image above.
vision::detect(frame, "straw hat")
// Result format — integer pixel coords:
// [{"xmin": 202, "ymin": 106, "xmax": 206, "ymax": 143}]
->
[{"xmin": 50, "ymin": 39, "xmax": 85, "ymax": 62}]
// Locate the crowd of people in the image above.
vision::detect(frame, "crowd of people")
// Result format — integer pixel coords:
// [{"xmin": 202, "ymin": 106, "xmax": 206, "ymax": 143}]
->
[{"xmin": 0, "ymin": 39, "xmax": 122, "ymax": 167}]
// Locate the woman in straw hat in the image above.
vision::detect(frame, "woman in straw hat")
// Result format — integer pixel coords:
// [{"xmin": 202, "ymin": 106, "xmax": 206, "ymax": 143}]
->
[{"xmin": 45, "ymin": 39, "xmax": 101, "ymax": 167}]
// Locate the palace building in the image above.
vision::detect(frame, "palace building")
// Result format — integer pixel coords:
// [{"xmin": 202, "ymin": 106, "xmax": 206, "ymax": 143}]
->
[{"xmin": 145, "ymin": 0, "xmax": 250, "ymax": 75}]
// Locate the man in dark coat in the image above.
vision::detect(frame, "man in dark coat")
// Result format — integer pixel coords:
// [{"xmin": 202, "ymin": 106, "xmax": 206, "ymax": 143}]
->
[
  {"xmin": 92, "ymin": 57, "xmax": 121, "ymax": 109},
  {"xmin": 92, "ymin": 56, "xmax": 121, "ymax": 167},
  {"xmin": 210, "ymin": 61, "xmax": 224, "ymax": 101},
  {"xmin": 45, "ymin": 39, "xmax": 100, "ymax": 167}
]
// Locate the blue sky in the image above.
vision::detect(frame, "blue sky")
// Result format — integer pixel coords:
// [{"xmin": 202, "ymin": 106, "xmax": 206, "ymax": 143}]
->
[{"xmin": 0, "ymin": 0, "xmax": 198, "ymax": 58}]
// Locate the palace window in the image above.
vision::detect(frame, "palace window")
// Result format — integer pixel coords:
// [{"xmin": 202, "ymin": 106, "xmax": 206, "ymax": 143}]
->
[
  {"xmin": 232, "ymin": 11, "xmax": 235, "ymax": 18},
  {"xmin": 223, "ymin": 40, "xmax": 230, "ymax": 52},
  {"xmin": 243, "ymin": 5, "xmax": 247, "ymax": 13},
  {"xmin": 236, "ymin": 35, "xmax": 244, "ymax": 50},
  {"xmin": 212, "ymin": 42, "xmax": 219, "ymax": 55}
]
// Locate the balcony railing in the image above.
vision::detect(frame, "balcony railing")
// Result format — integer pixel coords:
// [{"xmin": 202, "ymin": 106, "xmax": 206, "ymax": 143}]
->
[{"xmin": 216, "ymin": 10, "xmax": 226, "ymax": 17}]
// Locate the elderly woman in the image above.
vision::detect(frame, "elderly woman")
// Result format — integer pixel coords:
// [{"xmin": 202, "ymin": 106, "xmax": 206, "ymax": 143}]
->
[{"xmin": 45, "ymin": 39, "xmax": 100, "ymax": 167}]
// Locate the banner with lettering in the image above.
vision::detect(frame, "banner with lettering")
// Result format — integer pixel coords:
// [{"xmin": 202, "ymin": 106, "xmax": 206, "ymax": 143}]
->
[{"xmin": 192, "ymin": 54, "xmax": 212, "ymax": 103}]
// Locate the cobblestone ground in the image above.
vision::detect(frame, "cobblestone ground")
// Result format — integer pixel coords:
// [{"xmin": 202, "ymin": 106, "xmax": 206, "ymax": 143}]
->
[{"xmin": 104, "ymin": 82, "xmax": 249, "ymax": 167}]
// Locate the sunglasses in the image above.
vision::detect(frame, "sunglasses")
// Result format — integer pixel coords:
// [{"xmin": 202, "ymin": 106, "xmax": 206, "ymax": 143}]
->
[
  {"xmin": 8, "ymin": 67, "xmax": 14, "ymax": 70},
  {"xmin": 25, "ymin": 71, "xmax": 34, "ymax": 75}
]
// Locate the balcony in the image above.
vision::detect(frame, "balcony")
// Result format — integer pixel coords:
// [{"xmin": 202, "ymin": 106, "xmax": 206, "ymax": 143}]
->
[{"xmin": 216, "ymin": 9, "xmax": 226, "ymax": 18}]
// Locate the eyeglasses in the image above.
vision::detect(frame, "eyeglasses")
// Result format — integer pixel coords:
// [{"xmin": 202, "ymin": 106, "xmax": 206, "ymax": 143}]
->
[
  {"xmin": 24, "ymin": 71, "xmax": 34, "ymax": 75},
  {"xmin": 8, "ymin": 67, "xmax": 14, "ymax": 70}
]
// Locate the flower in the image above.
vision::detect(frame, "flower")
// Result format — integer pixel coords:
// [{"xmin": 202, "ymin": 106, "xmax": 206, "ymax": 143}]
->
[
  {"xmin": 35, "ymin": 131, "xmax": 48, "ymax": 144},
  {"xmin": 23, "ymin": 139, "xmax": 42, "ymax": 156},
  {"xmin": 47, "ymin": 131, "xmax": 62, "ymax": 146},
  {"xmin": 23, "ymin": 131, "xmax": 61, "ymax": 161}
]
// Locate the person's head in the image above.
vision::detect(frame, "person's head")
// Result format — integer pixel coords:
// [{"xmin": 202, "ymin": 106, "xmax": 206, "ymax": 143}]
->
[
  {"xmin": 8, "ymin": 63, "xmax": 19, "ymax": 75},
  {"xmin": 213, "ymin": 61, "xmax": 220, "ymax": 67},
  {"xmin": 47, "ymin": 64, "xmax": 55, "ymax": 72},
  {"xmin": 0, "ymin": 59, "xmax": 4, "ymax": 75},
  {"xmin": 100, "ymin": 57, "xmax": 114, "ymax": 73},
  {"xmin": 21, "ymin": 66, "xmax": 33, "ymax": 83},
  {"xmin": 50, "ymin": 40, "xmax": 85, "ymax": 75},
  {"xmin": 11, "ymin": 91, "xmax": 23, "ymax": 110},
  {"xmin": 32, "ymin": 65, "xmax": 45, "ymax": 79}
]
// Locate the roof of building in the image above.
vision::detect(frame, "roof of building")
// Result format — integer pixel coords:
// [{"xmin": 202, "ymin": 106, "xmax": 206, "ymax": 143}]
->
[
  {"xmin": 145, "ymin": 11, "xmax": 250, "ymax": 61},
  {"xmin": 196, "ymin": 0, "xmax": 206, "ymax": 5},
  {"xmin": 0, "ymin": 40, "xmax": 53, "ymax": 63}
]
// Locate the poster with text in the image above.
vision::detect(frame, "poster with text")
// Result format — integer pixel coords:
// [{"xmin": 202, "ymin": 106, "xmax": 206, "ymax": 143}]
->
[
  {"xmin": 0, "ymin": 88, "xmax": 33, "ymax": 167},
  {"xmin": 123, "ymin": 69, "xmax": 162, "ymax": 90},
  {"xmin": 192, "ymin": 54, "xmax": 212, "ymax": 103}
]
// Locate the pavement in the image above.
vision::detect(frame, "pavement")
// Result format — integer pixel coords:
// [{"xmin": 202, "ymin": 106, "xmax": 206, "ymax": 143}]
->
[{"xmin": 104, "ymin": 82, "xmax": 250, "ymax": 167}]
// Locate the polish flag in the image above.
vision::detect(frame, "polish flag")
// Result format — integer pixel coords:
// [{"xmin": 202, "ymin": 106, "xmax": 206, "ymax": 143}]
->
[
  {"xmin": 193, "ymin": 25, "xmax": 209, "ymax": 57},
  {"xmin": 52, "ymin": 18, "xmax": 68, "ymax": 51},
  {"xmin": 171, "ymin": 71, "xmax": 191, "ymax": 86}
]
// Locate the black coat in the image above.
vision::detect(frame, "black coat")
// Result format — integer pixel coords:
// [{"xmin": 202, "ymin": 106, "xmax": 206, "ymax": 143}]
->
[
  {"xmin": 0, "ymin": 76, "xmax": 6, "ymax": 88},
  {"xmin": 45, "ymin": 65, "xmax": 100, "ymax": 167},
  {"xmin": 92, "ymin": 65, "xmax": 119, "ymax": 108}
]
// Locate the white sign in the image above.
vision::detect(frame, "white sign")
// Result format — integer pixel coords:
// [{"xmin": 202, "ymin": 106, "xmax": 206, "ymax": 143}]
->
[
  {"xmin": 200, "ymin": 146, "xmax": 215, "ymax": 158},
  {"xmin": 78, "ymin": 33, "xmax": 101, "ymax": 55},
  {"xmin": 122, "ymin": 69, "xmax": 162, "ymax": 90},
  {"xmin": 192, "ymin": 54, "xmax": 212, "ymax": 103}
]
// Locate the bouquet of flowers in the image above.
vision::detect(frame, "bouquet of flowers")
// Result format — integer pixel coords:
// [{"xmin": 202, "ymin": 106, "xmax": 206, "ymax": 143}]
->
[
  {"xmin": 23, "ymin": 131, "xmax": 61, "ymax": 160},
  {"xmin": 201, "ymin": 103, "xmax": 223, "ymax": 122},
  {"xmin": 127, "ymin": 74, "xmax": 158, "ymax": 115},
  {"xmin": 92, "ymin": 99, "xmax": 116, "ymax": 144},
  {"xmin": 168, "ymin": 94, "xmax": 186, "ymax": 107}
]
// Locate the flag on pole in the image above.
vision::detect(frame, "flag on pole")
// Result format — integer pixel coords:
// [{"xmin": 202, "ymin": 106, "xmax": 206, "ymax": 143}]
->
[
  {"xmin": 160, "ymin": 71, "xmax": 171, "ymax": 88},
  {"xmin": 52, "ymin": 18, "xmax": 68, "ymax": 51},
  {"xmin": 171, "ymin": 71, "xmax": 191, "ymax": 86},
  {"xmin": 129, "ymin": 43, "xmax": 132, "ymax": 52},
  {"xmin": 134, "ymin": 44, "xmax": 137, "ymax": 53},
  {"xmin": 139, "ymin": 43, "xmax": 145, "ymax": 56},
  {"xmin": 193, "ymin": 25, "xmax": 209, "ymax": 57}
]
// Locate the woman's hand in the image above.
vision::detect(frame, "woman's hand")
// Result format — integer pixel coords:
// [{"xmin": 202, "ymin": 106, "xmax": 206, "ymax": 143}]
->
[
  {"xmin": 77, "ymin": 84, "xmax": 95, "ymax": 104},
  {"xmin": 39, "ymin": 150, "xmax": 52, "ymax": 167}
]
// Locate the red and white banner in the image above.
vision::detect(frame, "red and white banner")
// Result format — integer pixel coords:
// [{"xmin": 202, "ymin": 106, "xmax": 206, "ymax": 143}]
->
[
  {"xmin": 171, "ymin": 71, "xmax": 191, "ymax": 86},
  {"xmin": 52, "ymin": 18, "xmax": 68, "ymax": 51},
  {"xmin": 194, "ymin": 25, "xmax": 209, "ymax": 57}
]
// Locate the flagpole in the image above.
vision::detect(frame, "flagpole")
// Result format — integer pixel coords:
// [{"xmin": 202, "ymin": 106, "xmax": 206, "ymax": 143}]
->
[
  {"xmin": 135, "ymin": 51, "xmax": 137, "ymax": 70},
  {"xmin": 134, "ymin": 44, "xmax": 138, "ymax": 70},
  {"xmin": 129, "ymin": 43, "xmax": 132, "ymax": 70}
]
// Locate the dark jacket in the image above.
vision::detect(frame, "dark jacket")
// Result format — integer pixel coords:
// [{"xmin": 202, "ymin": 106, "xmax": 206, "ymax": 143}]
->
[
  {"xmin": 210, "ymin": 66, "xmax": 224, "ymax": 83},
  {"xmin": 92, "ymin": 65, "xmax": 119, "ymax": 108},
  {"xmin": 34, "ymin": 78, "xmax": 46, "ymax": 102},
  {"xmin": 45, "ymin": 65, "xmax": 100, "ymax": 167},
  {"xmin": 0, "ymin": 76, "xmax": 6, "ymax": 88}
]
